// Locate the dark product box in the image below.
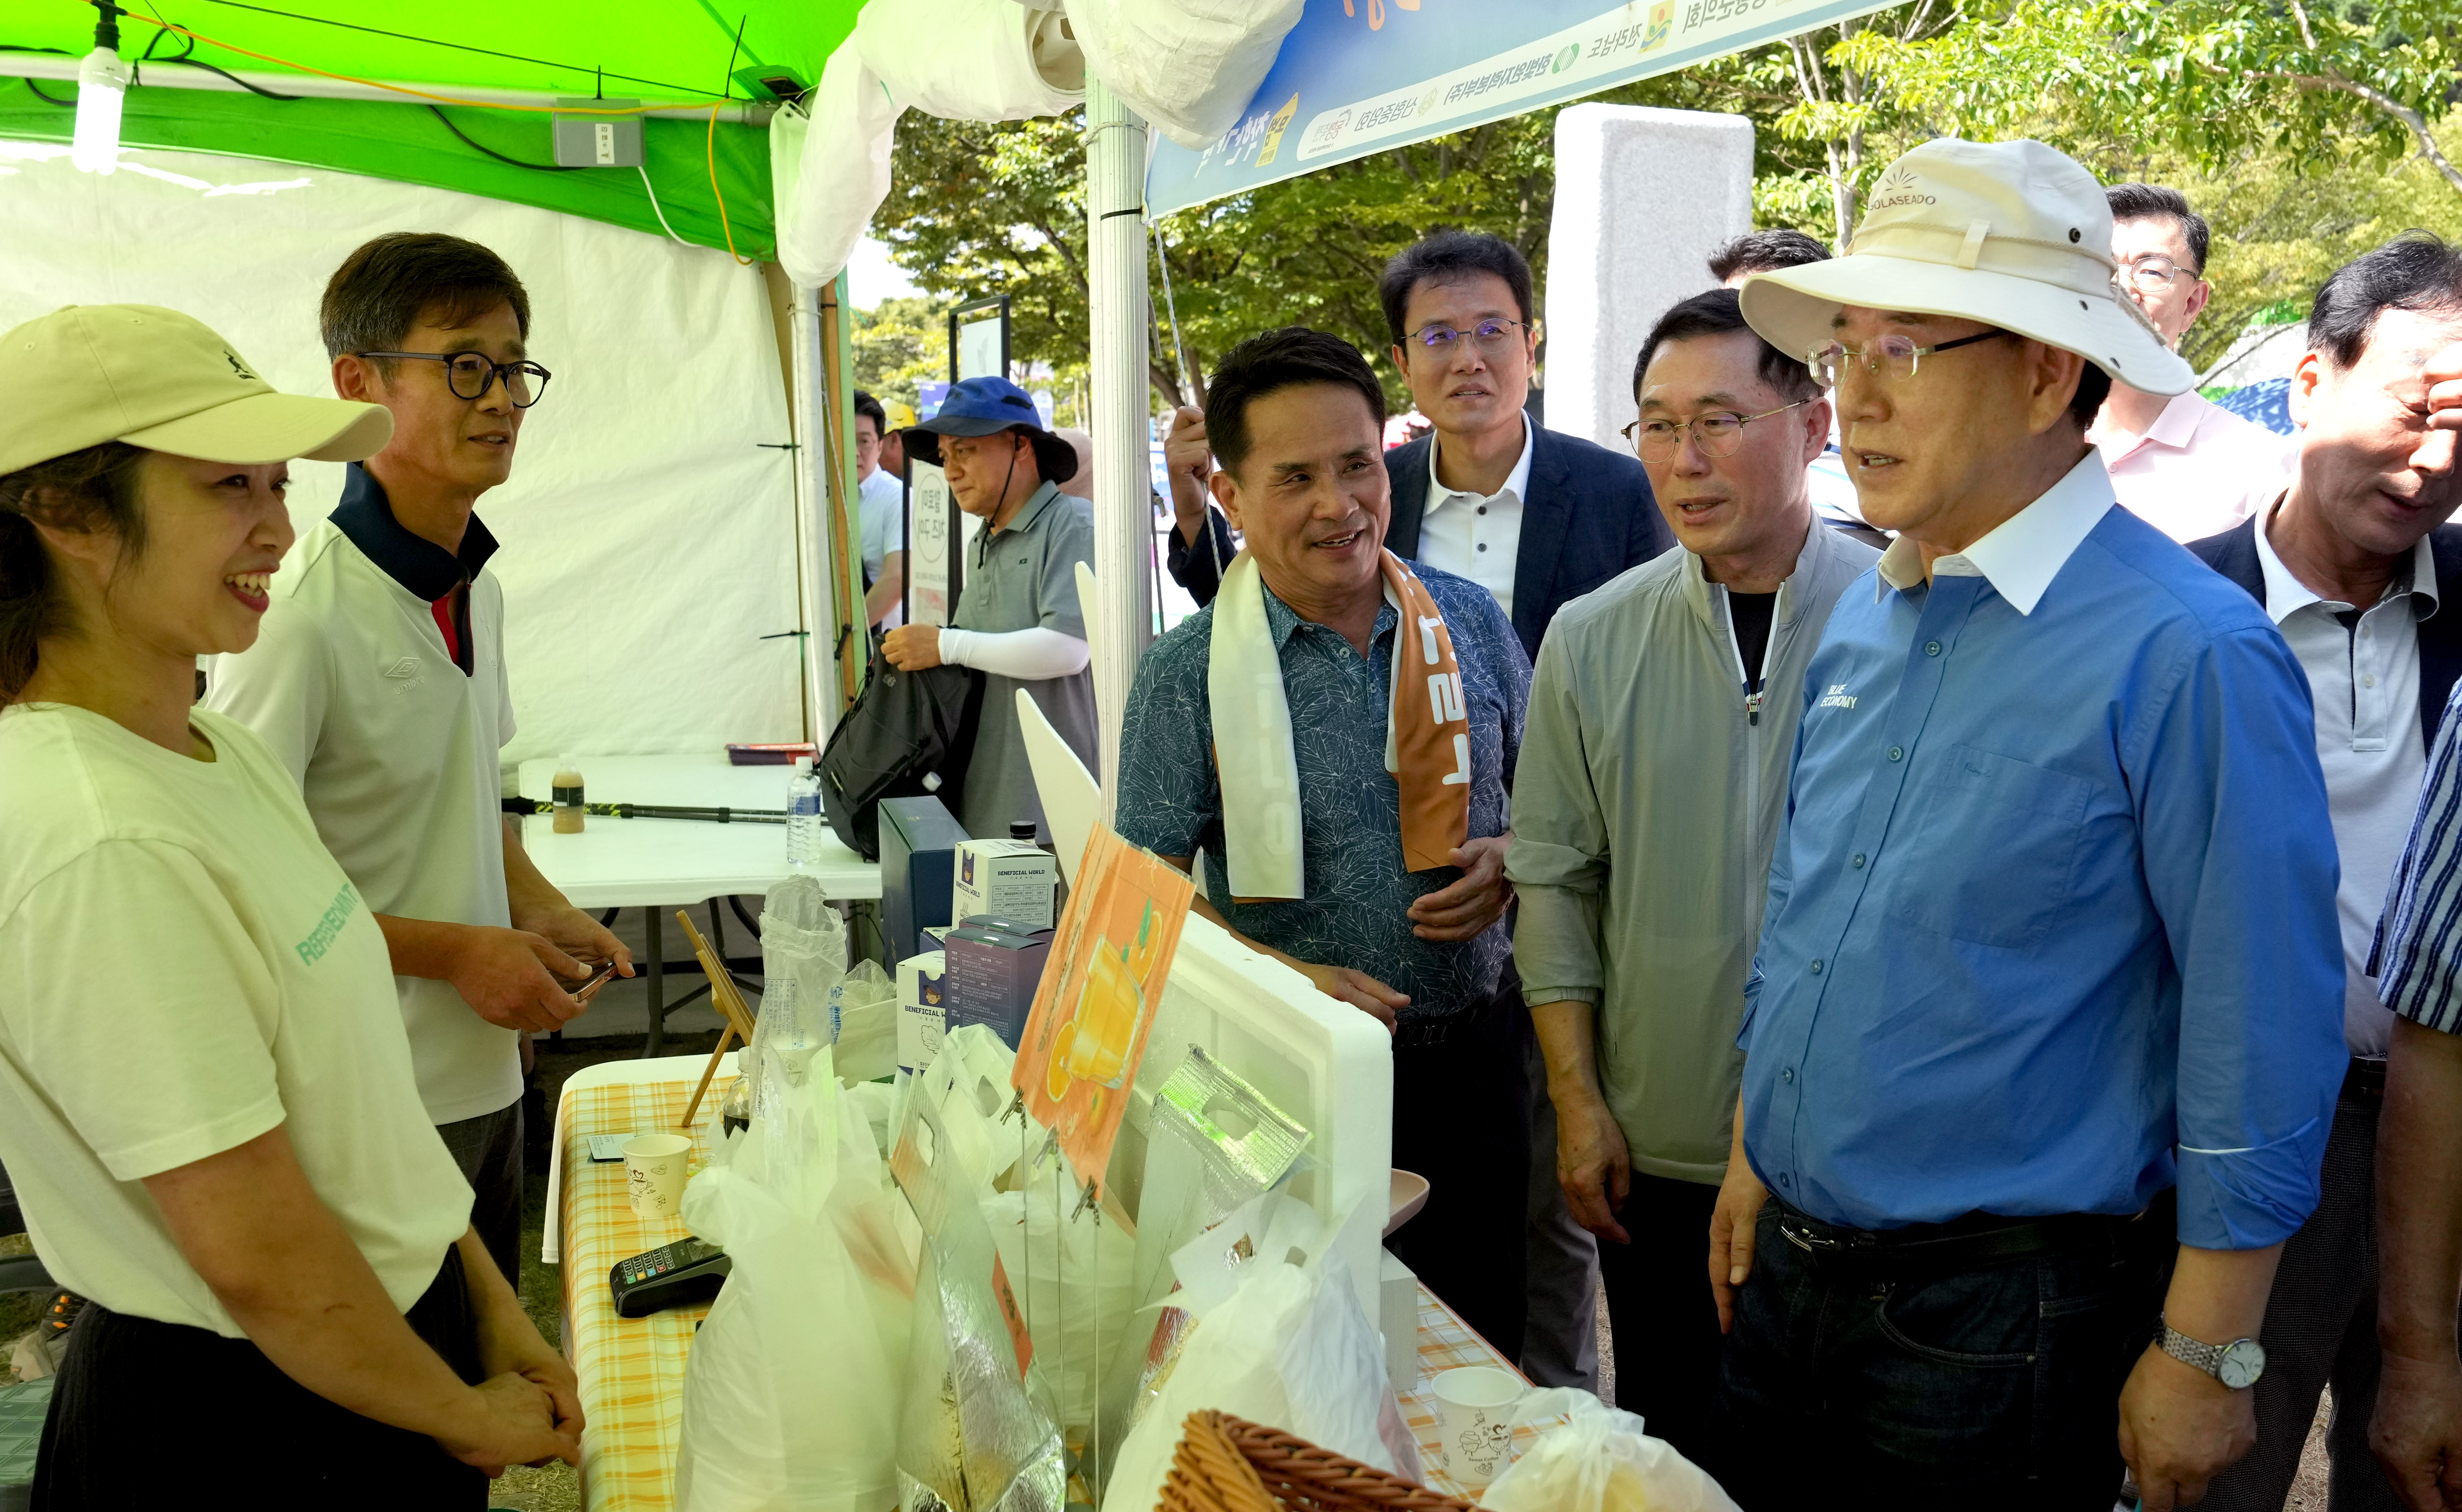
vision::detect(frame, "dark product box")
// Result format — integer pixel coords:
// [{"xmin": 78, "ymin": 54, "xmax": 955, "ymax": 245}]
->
[
  {"xmin": 943, "ymin": 915, "xmax": 1055, "ymax": 1052},
  {"xmin": 879, "ymin": 797, "xmax": 971, "ymax": 963}
]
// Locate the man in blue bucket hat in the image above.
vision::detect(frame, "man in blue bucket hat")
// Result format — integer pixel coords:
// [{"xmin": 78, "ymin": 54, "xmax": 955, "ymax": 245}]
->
[{"xmin": 887, "ymin": 376, "xmax": 1098, "ymax": 842}]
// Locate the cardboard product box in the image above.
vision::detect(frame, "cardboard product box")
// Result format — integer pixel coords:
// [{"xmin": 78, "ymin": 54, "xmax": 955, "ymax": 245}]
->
[
  {"xmin": 922, "ymin": 924, "xmax": 955, "ymax": 948},
  {"xmin": 942, "ymin": 916, "xmax": 1055, "ymax": 1052},
  {"xmin": 879, "ymin": 797, "xmax": 971, "ymax": 963},
  {"xmin": 952, "ymin": 839, "xmax": 1060, "ymax": 931},
  {"xmin": 897, "ymin": 951, "xmax": 948, "ymax": 1075}
]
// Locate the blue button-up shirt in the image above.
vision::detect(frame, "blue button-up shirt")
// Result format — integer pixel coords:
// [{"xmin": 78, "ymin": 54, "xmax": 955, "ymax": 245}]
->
[
  {"xmin": 1115, "ymin": 563, "xmax": 1528, "ymax": 1022},
  {"xmin": 1743, "ymin": 455, "xmax": 2345, "ymax": 1251}
]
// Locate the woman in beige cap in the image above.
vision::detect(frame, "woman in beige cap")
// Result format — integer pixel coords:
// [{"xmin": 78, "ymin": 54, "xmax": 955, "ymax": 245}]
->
[{"xmin": 0, "ymin": 305, "xmax": 578, "ymax": 1505}]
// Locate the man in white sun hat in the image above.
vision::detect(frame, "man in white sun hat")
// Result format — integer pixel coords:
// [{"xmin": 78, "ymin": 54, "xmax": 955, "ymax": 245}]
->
[
  {"xmin": 1702, "ymin": 138, "xmax": 2345, "ymax": 1508},
  {"xmin": 0, "ymin": 305, "xmax": 579, "ymax": 1502}
]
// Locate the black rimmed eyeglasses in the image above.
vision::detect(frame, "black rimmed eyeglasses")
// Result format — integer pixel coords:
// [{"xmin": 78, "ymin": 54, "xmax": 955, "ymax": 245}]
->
[{"xmin": 357, "ymin": 351, "xmax": 552, "ymax": 407}]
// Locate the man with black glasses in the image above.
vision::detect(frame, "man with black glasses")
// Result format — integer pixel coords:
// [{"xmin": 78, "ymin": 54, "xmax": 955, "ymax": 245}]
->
[
  {"xmin": 208, "ymin": 233, "xmax": 628, "ymax": 1289},
  {"xmin": 1509, "ymin": 287, "xmax": 1876, "ymax": 1458},
  {"xmin": 2088, "ymin": 184, "xmax": 2292, "ymax": 542}
]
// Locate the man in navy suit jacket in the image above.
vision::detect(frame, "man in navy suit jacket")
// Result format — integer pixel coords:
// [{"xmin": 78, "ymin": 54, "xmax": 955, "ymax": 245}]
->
[
  {"xmin": 1164, "ymin": 233, "xmax": 1669, "ymax": 1396},
  {"xmin": 1164, "ymin": 236, "xmax": 1668, "ymax": 667}
]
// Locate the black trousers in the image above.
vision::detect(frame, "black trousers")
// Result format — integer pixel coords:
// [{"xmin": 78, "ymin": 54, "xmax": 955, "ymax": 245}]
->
[
  {"xmin": 437, "ymin": 1098, "xmax": 525, "ymax": 1291},
  {"xmin": 1386, "ymin": 989, "xmax": 1532, "ymax": 1362},
  {"xmin": 34, "ymin": 1248, "xmax": 486, "ymax": 1509},
  {"xmin": 1595, "ymin": 1171, "xmax": 1726, "ymax": 1461},
  {"xmin": 1703, "ymin": 1200, "xmax": 2169, "ymax": 1509}
]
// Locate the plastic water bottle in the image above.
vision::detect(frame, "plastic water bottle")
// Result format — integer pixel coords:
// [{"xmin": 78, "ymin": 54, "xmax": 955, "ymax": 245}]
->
[{"xmin": 787, "ymin": 755, "xmax": 823, "ymax": 868}]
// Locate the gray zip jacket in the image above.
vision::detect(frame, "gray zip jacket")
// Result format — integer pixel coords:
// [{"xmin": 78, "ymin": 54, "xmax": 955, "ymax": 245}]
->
[{"xmin": 1507, "ymin": 518, "xmax": 1880, "ymax": 1184}]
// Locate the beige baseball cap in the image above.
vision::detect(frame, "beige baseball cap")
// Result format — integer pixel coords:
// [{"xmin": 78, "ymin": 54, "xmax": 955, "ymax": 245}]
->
[
  {"xmin": 1739, "ymin": 138, "xmax": 2197, "ymax": 397},
  {"xmin": 0, "ymin": 303, "xmax": 393, "ymax": 477}
]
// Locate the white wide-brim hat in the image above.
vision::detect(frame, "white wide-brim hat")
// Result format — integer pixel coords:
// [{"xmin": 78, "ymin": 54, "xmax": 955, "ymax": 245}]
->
[
  {"xmin": 1740, "ymin": 138, "xmax": 2196, "ymax": 397},
  {"xmin": 0, "ymin": 304, "xmax": 392, "ymax": 477}
]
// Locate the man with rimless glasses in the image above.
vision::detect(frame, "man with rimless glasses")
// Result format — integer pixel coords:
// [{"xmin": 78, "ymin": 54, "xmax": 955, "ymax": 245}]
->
[
  {"xmin": 208, "ymin": 233, "xmax": 628, "ymax": 1288},
  {"xmin": 1705, "ymin": 140, "xmax": 2343, "ymax": 1509},
  {"xmin": 2087, "ymin": 184, "xmax": 2294, "ymax": 543},
  {"xmin": 1507, "ymin": 286, "xmax": 1876, "ymax": 1458}
]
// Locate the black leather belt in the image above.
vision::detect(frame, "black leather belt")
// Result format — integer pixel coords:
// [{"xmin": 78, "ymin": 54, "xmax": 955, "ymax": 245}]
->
[
  {"xmin": 2345, "ymin": 1056, "xmax": 2388, "ymax": 1101},
  {"xmin": 1773, "ymin": 1198, "xmax": 2154, "ymax": 1281}
]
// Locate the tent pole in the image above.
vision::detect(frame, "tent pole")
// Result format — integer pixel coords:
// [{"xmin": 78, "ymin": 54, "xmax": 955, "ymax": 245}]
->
[
  {"xmin": 1084, "ymin": 78, "xmax": 1154, "ymax": 819},
  {"xmin": 786, "ymin": 282, "xmax": 835, "ymax": 745},
  {"xmin": 817, "ymin": 275, "xmax": 865, "ymax": 717}
]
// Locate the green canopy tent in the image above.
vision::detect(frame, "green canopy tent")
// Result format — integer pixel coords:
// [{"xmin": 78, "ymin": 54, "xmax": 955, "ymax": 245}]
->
[
  {"xmin": 0, "ymin": 2, "xmax": 874, "ymax": 254},
  {"xmin": 4, "ymin": 2, "xmax": 886, "ymax": 728}
]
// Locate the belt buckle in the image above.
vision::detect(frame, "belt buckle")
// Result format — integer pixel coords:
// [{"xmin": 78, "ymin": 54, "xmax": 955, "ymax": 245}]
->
[{"xmin": 1780, "ymin": 1216, "xmax": 1843, "ymax": 1255}]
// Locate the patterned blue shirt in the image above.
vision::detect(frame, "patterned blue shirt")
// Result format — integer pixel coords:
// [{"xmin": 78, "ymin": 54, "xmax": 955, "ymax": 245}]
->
[
  {"xmin": 1743, "ymin": 457, "xmax": 2346, "ymax": 1251},
  {"xmin": 1115, "ymin": 564, "xmax": 1528, "ymax": 1022}
]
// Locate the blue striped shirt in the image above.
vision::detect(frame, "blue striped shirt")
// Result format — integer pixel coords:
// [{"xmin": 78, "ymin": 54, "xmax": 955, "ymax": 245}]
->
[
  {"xmin": 2372, "ymin": 678, "xmax": 2462, "ymax": 1032},
  {"xmin": 1742, "ymin": 455, "xmax": 2347, "ymax": 1250}
]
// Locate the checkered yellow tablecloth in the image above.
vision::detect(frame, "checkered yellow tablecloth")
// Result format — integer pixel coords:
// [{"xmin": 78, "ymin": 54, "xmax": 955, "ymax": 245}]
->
[
  {"xmin": 556, "ymin": 1072, "xmax": 734, "ymax": 1512},
  {"xmin": 557, "ymin": 1073, "xmax": 1523, "ymax": 1511}
]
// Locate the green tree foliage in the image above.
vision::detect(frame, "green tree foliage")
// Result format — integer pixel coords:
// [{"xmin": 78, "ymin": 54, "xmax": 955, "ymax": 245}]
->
[
  {"xmin": 849, "ymin": 294, "xmax": 950, "ymax": 412},
  {"xmin": 866, "ymin": 0, "xmax": 2459, "ymax": 406}
]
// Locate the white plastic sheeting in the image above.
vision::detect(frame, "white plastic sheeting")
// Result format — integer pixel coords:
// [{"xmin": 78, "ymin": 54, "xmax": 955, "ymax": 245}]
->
[
  {"xmin": 771, "ymin": 0, "xmax": 1302, "ymax": 288},
  {"xmin": 0, "ymin": 140, "xmax": 804, "ymax": 772},
  {"xmin": 774, "ymin": 0, "xmax": 1085, "ymax": 288},
  {"xmin": 1069, "ymin": 0, "xmax": 1303, "ymax": 150}
]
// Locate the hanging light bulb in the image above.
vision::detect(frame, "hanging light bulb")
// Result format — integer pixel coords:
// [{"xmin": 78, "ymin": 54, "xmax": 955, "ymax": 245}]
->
[{"xmin": 71, "ymin": 4, "xmax": 129, "ymax": 176}]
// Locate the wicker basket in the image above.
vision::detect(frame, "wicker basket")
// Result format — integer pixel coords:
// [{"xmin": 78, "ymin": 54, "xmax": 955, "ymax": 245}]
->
[{"xmin": 1157, "ymin": 1409, "xmax": 1485, "ymax": 1512}]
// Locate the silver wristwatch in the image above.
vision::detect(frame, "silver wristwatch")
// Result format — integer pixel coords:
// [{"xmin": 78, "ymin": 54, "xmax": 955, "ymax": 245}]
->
[{"xmin": 2158, "ymin": 1319, "xmax": 2266, "ymax": 1389}]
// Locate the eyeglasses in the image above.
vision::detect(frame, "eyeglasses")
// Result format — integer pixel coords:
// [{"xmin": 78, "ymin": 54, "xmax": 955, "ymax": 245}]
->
[
  {"xmin": 1622, "ymin": 398, "xmax": 1815, "ymax": 459},
  {"xmin": 357, "ymin": 351, "xmax": 552, "ymax": 407},
  {"xmin": 1406, "ymin": 317, "xmax": 1530, "ymax": 356},
  {"xmin": 1806, "ymin": 329, "xmax": 2012, "ymax": 389},
  {"xmin": 939, "ymin": 434, "xmax": 1020, "ymax": 468},
  {"xmin": 2112, "ymin": 255, "xmax": 2199, "ymax": 294}
]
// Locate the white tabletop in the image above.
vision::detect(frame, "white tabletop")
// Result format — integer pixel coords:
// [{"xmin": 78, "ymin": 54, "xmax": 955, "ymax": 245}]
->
[{"xmin": 514, "ymin": 754, "xmax": 878, "ymax": 907}]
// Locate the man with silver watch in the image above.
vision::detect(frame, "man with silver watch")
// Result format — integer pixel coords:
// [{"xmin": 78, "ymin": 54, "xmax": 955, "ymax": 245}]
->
[{"xmin": 2159, "ymin": 1322, "xmax": 2267, "ymax": 1392}]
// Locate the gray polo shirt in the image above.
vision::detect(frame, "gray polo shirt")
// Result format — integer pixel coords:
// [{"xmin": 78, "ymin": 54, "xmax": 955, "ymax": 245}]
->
[
  {"xmin": 1506, "ymin": 518, "xmax": 1878, "ymax": 1184},
  {"xmin": 952, "ymin": 480, "xmax": 1099, "ymax": 839}
]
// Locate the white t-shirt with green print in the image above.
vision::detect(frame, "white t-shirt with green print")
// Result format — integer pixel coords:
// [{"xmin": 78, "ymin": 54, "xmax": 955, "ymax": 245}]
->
[{"xmin": 0, "ymin": 703, "xmax": 470, "ymax": 1336}]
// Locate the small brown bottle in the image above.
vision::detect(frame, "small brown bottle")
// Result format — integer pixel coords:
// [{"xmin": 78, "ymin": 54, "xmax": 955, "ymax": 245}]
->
[{"xmin": 552, "ymin": 754, "xmax": 586, "ymax": 833}]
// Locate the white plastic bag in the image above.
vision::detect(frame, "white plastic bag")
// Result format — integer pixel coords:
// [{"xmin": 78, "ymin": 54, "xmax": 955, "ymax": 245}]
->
[
  {"xmin": 674, "ymin": 1046, "xmax": 917, "ymax": 1512},
  {"xmin": 985, "ymin": 1149, "xmax": 1138, "ymax": 1434},
  {"xmin": 826, "ymin": 958, "xmax": 899, "ymax": 1085},
  {"xmin": 1479, "ymin": 1391, "xmax": 1743, "ymax": 1512},
  {"xmin": 1098, "ymin": 1195, "xmax": 1410, "ymax": 1512}
]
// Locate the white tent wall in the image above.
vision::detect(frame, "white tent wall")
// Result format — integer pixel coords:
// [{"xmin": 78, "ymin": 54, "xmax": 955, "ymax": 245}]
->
[{"xmin": 0, "ymin": 140, "xmax": 804, "ymax": 774}]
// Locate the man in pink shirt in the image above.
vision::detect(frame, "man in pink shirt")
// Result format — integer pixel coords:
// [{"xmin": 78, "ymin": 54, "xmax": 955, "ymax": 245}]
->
[{"xmin": 2088, "ymin": 184, "xmax": 2295, "ymax": 542}]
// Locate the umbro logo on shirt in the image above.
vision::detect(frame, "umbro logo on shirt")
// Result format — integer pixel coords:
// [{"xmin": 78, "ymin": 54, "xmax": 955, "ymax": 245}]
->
[{"xmin": 384, "ymin": 657, "xmax": 420, "ymax": 679}]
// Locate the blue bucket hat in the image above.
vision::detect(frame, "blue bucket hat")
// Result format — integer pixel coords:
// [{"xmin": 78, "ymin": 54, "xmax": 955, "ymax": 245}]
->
[{"xmin": 903, "ymin": 375, "xmax": 1077, "ymax": 484}]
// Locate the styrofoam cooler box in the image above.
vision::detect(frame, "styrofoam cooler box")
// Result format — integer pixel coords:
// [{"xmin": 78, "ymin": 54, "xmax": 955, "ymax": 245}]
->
[{"xmin": 1102, "ymin": 911, "xmax": 1395, "ymax": 1330}]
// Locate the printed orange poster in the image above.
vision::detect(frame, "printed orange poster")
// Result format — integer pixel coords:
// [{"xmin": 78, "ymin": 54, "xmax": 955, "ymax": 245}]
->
[{"xmin": 1013, "ymin": 822, "xmax": 1194, "ymax": 1193}]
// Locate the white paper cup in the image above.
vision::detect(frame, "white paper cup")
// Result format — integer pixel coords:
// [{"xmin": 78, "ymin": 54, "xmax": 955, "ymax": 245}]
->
[
  {"xmin": 1430, "ymin": 1364, "xmax": 1525, "ymax": 1490},
  {"xmin": 623, "ymin": 1133, "xmax": 692, "ymax": 1219}
]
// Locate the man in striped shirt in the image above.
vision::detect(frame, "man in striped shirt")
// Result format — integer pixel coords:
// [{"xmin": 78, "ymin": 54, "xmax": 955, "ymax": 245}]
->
[
  {"xmin": 2187, "ymin": 236, "xmax": 2462, "ymax": 1511},
  {"xmin": 2359, "ymin": 260, "xmax": 2462, "ymax": 1507}
]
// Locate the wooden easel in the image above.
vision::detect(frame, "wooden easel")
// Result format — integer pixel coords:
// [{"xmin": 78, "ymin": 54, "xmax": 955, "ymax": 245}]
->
[{"xmin": 678, "ymin": 911, "xmax": 760, "ymax": 1129}]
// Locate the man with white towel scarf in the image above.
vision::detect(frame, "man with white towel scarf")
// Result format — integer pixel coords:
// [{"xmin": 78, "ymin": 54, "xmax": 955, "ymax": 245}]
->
[{"xmin": 1115, "ymin": 327, "xmax": 1535, "ymax": 1357}]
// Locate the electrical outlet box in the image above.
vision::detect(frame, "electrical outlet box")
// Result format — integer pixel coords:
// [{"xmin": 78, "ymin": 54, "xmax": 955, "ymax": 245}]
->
[{"xmin": 552, "ymin": 99, "xmax": 644, "ymax": 168}]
